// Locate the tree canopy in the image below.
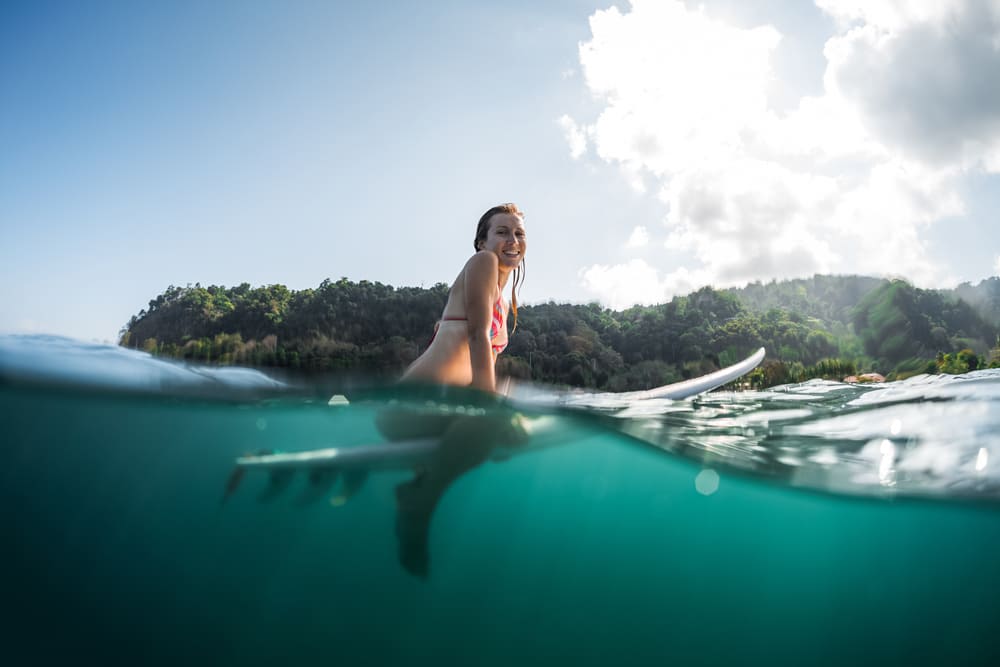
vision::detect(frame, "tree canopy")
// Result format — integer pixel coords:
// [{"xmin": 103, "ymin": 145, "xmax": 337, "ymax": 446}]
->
[{"xmin": 120, "ymin": 275, "xmax": 1000, "ymax": 388}]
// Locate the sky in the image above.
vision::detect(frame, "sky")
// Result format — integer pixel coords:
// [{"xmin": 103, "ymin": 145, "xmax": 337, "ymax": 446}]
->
[{"xmin": 2, "ymin": 0, "xmax": 999, "ymax": 343}]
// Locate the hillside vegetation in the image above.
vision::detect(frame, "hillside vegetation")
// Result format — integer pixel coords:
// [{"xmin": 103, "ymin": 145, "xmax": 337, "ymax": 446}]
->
[{"xmin": 120, "ymin": 275, "xmax": 1000, "ymax": 389}]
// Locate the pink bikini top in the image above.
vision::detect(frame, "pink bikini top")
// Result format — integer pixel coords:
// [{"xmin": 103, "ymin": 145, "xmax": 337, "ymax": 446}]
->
[
  {"xmin": 438, "ymin": 290, "xmax": 507, "ymax": 358},
  {"xmin": 488, "ymin": 291, "xmax": 507, "ymax": 357}
]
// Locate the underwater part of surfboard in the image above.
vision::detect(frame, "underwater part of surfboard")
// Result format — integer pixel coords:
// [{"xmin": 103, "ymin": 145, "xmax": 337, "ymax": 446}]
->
[{"xmin": 223, "ymin": 348, "xmax": 766, "ymax": 504}]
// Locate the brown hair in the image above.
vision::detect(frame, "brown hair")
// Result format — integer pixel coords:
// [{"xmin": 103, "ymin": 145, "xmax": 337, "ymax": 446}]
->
[{"xmin": 474, "ymin": 203, "xmax": 525, "ymax": 334}]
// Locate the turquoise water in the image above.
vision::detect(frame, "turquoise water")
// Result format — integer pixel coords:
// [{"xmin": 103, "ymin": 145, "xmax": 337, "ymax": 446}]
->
[{"xmin": 3, "ymin": 335, "xmax": 1000, "ymax": 666}]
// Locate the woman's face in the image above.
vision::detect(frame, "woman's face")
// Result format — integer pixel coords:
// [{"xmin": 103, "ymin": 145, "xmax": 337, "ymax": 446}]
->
[{"xmin": 480, "ymin": 213, "xmax": 527, "ymax": 270}]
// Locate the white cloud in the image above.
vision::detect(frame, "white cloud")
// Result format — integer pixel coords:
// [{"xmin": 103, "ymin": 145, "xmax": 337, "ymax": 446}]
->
[
  {"xmin": 816, "ymin": 0, "xmax": 966, "ymax": 31},
  {"xmin": 579, "ymin": 259, "xmax": 715, "ymax": 310},
  {"xmin": 557, "ymin": 115, "xmax": 588, "ymax": 159},
  {"xmin": 820, "ymin": 0, "xmax": 1000, "ymax": 169},
  {"xmin": 660, "ymin": 157, "xmax": 843, "ymax": 284},
  {"xmin": 626, "ymin": 225, "xmax": 649, "ymax": 248},
  {"xmin": 579, "ymin": 0, "xmax": 780, "ymax": 178},
  {"xmin": 565, "ymin": 0, "xmax": 997, "ymax": 305},
  {"xmin": 995, "ymin": 254, "xmax": 1000, "ymax": 276},
  {"xmin": 579, "ymin": 259, "xmax": 667, "ymax": 309}
]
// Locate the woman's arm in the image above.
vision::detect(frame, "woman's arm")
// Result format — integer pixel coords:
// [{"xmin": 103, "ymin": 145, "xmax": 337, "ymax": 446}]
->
[{"xmin": 463, "ymin": 251, "xmax": 499, "ymax": 393}]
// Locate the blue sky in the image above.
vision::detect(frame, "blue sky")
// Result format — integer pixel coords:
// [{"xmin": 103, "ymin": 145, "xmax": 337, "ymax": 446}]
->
[{"xmin": 3, "ymin": 0, "xmax": 999, "ymax": 342}]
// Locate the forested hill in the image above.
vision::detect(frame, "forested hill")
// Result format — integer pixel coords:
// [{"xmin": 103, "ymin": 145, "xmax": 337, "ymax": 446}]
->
[
  {"xmin": 120, "ymin": 275, "xmax": 1000, "ymax": 389},
  {"xmin": 725, "ymin": 275, "xmax": 885, "ymax": 325},
  {"xmin": 727, "ymin": 275, "xmax": 1000, "ymax": 329},
  {"xmin": 953, "ymin": 277, "xmax": 1000, "ymax": 326}
]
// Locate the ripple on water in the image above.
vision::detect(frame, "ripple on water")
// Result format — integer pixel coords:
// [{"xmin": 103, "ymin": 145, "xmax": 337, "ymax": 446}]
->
[{"xmin": 607, "ymin": 370, "xmax": 1000, "ymax": 501}]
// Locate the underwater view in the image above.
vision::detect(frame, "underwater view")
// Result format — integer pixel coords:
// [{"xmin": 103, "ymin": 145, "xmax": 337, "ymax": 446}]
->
[{"xmin": 3, "ymin": 335, "xmax": 1000, "ymax": 666}]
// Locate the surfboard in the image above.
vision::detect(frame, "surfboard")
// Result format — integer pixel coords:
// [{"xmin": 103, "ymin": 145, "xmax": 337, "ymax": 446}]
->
[
  {"xmin": 228, "ymin": 348, "xmax": 766, "ymax": 489},
  {"xmin": 504, "ymin": 347, "xmax": 766, "ymax": 407}
]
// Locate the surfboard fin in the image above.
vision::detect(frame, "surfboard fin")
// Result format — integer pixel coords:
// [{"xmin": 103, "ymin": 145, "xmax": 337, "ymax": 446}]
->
[
  {"xmin": 223, "ymin": 449, "xmax": 276, "ymax": 505},
  {"xmin": 258, "ymin": 469, "xmax": 295, "ymax": 502},
  {"xmin": 330, "ymin": 469, "xmax": 369, "ymax": 506},
  {"xmin": 296, "ymin": 468, "xmax": 339, "ymax": 505}
]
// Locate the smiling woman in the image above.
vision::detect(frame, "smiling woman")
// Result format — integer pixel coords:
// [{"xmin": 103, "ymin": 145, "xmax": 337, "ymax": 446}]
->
[
  {"xmin": 399, "ymin": 203, "xmax": 526, "ymax": 394},
  {"xmin": 376, "ymin": 202, "xmax": 528, "ymax": 577}
]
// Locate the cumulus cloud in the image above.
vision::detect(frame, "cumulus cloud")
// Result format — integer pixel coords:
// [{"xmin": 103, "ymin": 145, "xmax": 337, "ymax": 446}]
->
[
  {"xmin": 815, "ymin": 0, "xmax": 964, "ymax": 30},
  {"xmin": 579, "ymin": 0, "xmax": 780, "ymax": 177},
  {"xmin": 995, "ymin": 254, "xmax": 1000, "ymax": 275},
  {"xmin": 820, "ymin": 0, "xmax": 1000, "ymax": 168},
  {"xmin": 579, "ymin": 259, "xmax": 665, "ymax": 309},
  {"xmin": 580, "ymin": 259, "xmax": 712, "ymax": 309},
  {"xmin": 626, "ymin": 225, "xmax": 649, "ymax": 248},
  {"xmin": 564, "ymin": 0, "xmax": 999, "ymax": 305},
  {"xmin": 557, "ymin": 115, "xmax": 588, "ymax": 159}
]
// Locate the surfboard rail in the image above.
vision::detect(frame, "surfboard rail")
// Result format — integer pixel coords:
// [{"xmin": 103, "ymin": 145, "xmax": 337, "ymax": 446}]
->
[{"xmin": 504, "ymin": 347, "xmax": 765, "ymax": 407}]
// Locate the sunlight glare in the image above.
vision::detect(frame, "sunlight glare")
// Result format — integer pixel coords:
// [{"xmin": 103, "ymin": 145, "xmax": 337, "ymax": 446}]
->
[
  {"xmin": 975, "ymin": 447, "xmax": 989, "ymax": 472},
  {"xmin": 878, "ymin": 439, "xmax": 896, "ymax": 486},
  {"xmin": 695, "ymin": 468, "xmax": 720, "ymax": 495}
]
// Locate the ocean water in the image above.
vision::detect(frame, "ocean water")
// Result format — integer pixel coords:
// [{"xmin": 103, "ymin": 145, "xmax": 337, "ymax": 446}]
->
[{"xmin": 2, "ymin": 335, "xmax": 999, "ymax": 666}]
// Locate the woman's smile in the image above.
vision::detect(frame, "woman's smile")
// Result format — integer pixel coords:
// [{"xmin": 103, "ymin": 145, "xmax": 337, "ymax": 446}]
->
[{"xmin": 482, "ymin": 212, "xmax": 527, "ymax": 269}]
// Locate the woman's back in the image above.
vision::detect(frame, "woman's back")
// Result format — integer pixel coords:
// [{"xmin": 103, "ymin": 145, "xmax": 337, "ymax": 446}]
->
[{"xmin": 402, "ymin": 255, "xmax": 509, "ymax": 386}]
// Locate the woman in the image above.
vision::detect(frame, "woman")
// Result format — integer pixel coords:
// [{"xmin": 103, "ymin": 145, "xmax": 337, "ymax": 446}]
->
[
  {"xmin": 381, "ymin": 203, "xmax": 528, "ymax": 578},
  {"xmin": 401, "ymin": 202, "xmax": 526, "ymax": 393}
]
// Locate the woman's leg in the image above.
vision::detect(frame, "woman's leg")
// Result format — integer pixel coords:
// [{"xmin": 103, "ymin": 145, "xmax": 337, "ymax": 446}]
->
[{"xmin": 394, "ymin": 412, "xmax": 528, "ymax": 578}]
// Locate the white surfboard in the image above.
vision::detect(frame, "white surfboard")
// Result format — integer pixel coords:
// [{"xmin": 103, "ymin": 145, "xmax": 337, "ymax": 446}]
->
[
  {"xmin": 504, "ymin": 347, "xmax": 766, "ymax": 407},
  {"xmin": 229, "ymin": 348, "xmax": 765, "ymax": 488}
]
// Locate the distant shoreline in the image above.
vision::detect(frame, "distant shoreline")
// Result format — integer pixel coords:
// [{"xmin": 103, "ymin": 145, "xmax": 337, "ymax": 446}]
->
[{"xmin": 116, "ymin": 275, "xmax": 1000, "ymax": 390}]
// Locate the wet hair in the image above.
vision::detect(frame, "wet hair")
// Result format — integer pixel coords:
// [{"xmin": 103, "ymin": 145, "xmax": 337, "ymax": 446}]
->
[{"xmin": 474, "ymin": 203, "xmax": 525, "ymax": 334}]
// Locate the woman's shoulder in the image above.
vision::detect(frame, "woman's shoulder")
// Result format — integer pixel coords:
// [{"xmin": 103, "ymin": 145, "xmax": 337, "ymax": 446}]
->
[
  {"xmin": 465, "ymin": 250, "xmax": 499, "ymax": 269},
  {"xmin": 461, "ymin": 251, "xmax": 500, "ymax": 299},
  {"xmin": 461, "ymin": 250, "xmax": 499, "ymax": 281}
]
